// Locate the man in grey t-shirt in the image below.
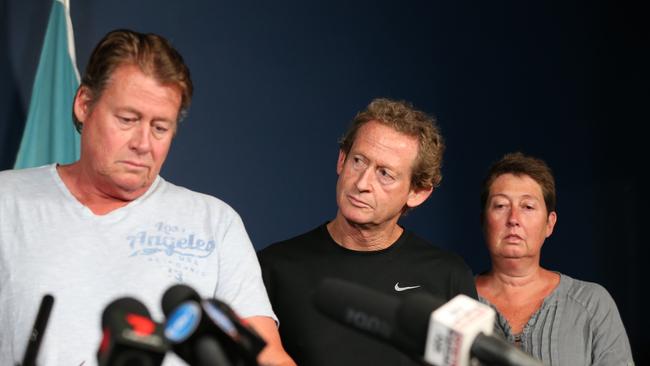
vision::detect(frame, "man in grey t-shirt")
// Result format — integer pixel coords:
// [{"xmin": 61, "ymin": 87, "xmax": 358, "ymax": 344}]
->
[{"xmin": 0, "ymin": 29, "xmax": 294, "ymax": 366}]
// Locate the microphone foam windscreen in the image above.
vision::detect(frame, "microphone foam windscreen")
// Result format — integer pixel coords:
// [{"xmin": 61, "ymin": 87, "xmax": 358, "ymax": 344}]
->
[
  {"xmin": 313, "ymin": 278, "xmax": 400, "ymax": 340},
  {"xmin": 395, "ymin": 292, "xmax": 446, "ymax": 353},
  {"xmin": 102, "ymin": 297, "xmax": 150, "ymax": 328},
  {"xmin": 161, "ymin": 284, "xmax": 201, "ymax": 317}
]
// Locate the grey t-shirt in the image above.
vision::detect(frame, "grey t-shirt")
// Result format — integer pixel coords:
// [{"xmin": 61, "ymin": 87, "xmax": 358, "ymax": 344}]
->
[
  {"xmin": 480, "ymin": 273, "xmax": 634, "ymax": 366},
  {"xmin": 0, "ymin": 164, "xmax": 274, "ymax": 365}
]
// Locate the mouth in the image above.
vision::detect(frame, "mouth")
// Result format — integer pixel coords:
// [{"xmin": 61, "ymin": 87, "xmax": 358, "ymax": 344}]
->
[
  {"xmin": 503, "ymin": 233, "xmax": 523, "ymax": 243},
  {"xmin": 347, "ymin": 195, "xmax": 370, "ymax": 208},
  {"xmin": 120, "ymin": 161, "xmax": 149, "ymax": 170}
]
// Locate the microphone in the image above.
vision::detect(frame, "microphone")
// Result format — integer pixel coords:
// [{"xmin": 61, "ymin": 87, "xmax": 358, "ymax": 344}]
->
[
  {"xmin": 161, "ymin": 284, "xmax": 266, "ymax": 366},
  {"xmin": 18, "ymin": 294, "xmax": 55, "ymax": 366},
  {"xmin": 314, "ymin": 278, "xmax": 542, "ymax": 366},
  {"xmin": 97, "ymin": 297, "xmax": 168, "ymax": 366}
]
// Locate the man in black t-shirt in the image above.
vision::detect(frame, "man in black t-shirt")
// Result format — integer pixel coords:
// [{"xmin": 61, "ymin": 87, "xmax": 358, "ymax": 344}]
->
[{"xmin": 258, "ymin": 98, "xmax": 477, "ymax": 366}]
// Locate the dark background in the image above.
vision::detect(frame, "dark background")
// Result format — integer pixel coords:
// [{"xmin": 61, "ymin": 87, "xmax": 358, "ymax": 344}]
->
[{"xmin": 1, "ymin": 0, "xmax": 646, "ymax": 362}]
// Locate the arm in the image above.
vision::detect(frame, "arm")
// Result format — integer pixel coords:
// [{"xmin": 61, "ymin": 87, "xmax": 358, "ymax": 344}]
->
[
  {"xmin": 245, "ymin": 316, "xmax": 296, "ymax": 366},
  {"xmin": 589, "ymin": 285, "xmax": 634, "ymax": 366}
]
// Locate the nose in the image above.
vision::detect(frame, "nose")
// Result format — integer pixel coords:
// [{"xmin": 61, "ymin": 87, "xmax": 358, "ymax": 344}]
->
[
  {"xmin": 129, "ymin": 123, "xmax": 152, "ymax": 154},
  {"xmin": 506, "ymin": 207, "xmax": 520, "ymax": 227},
  {"xmin": 354, "ymin": 166, "xmax": 373, "ymax": 192}
]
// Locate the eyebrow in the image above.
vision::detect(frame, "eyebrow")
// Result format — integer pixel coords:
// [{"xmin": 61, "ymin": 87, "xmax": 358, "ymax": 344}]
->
[
  {"xmin": 489, "ymin": 193, "xmax": 540, "ymax": 200},
  {"xmin": 116, "ymin": 106, "xmax": 140, "ymax": 115},
  {"xmin": 117, "ymin": 107, "xmax": 176, "ymax": 124}
]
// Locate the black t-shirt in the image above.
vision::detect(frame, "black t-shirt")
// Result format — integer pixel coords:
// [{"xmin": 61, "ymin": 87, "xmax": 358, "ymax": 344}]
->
[{"xmin": 258, "ymin": 224, "xmax": 477, "ymax": 366}]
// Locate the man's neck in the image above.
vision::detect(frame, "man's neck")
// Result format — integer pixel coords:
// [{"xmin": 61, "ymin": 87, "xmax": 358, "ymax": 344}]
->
[
  {"xmin": 326, "ymin": 214, "xmax": 403, "ymax": 251},
  {"xmin": 56, "ymin": 163, "xmax": 133, "ymax": 215}
]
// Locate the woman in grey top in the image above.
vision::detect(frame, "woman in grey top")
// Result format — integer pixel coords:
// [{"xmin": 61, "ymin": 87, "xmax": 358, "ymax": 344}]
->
[{"xmin": 475, "ymin": 152, "xmax": 634, "ymax": 365}]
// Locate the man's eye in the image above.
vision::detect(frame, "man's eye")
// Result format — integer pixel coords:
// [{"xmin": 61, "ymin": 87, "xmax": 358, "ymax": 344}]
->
[
  {"xmin": 377, "ymin": 169, "xmax": 395, "ymax": 184},
  {"xmin": 151, "ymin": 123, "xmax": 173, "ymax": 138},
  {"xmin": 351, "ymin": 157, "xmax": 366, "ymax": 169}
]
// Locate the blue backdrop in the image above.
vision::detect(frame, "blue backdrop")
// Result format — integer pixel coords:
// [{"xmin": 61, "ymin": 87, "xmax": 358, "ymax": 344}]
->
[{"xmin": 1, "ymin": 0, "xmax": 646, "ymax": 362}]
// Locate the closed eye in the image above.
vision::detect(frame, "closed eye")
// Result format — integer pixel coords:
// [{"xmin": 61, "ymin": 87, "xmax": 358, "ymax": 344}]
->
[
  {"xmin": 118, "ymin": 116, "xmax": 137, "ymax": 123},
  {"xmin": 521, "ymin": 200, "xmax": 537, "ymax": 210},
  {"xmin": 154, "ymin": 125, "xmax": 169, "ymax": 133}
]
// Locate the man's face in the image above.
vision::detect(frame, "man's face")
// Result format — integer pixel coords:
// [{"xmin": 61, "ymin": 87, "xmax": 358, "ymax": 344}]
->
[
  {"xmin": 74, "ymin": 64, "xmax": 181, "ymax": 200},
  {"xmin": 335, "ymin": 121, "xmax": 432, "ymax": 228}
]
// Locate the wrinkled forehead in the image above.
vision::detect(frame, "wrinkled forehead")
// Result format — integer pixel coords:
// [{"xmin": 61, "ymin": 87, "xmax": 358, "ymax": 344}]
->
[{"xmin": 488, "ymin": 173, "xmax": 545, "ymax": 198}]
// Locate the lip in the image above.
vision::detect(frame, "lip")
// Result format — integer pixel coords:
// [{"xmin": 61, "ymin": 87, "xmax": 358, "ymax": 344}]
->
[
  {"xmin": 120, "ymin": 160, "xmax": 149, "ymax": 169},
  {"xmin": 347, "ymin": 195, "xmax": 370, "ymax": 208},
  {"xmin": 503, "ymin": 233, "xmax": 523, "ymax": 242}
]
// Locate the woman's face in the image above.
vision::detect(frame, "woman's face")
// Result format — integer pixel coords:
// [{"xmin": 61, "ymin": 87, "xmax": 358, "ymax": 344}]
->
[{"xmin": 483, "ymin": 173, "xmax": 557, "ymax": 262}]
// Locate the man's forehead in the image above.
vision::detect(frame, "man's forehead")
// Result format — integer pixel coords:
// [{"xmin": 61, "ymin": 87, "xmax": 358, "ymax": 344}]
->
[
  {"xmin": 353, "ymin": 122, "xmax": 418, "ymax": 152},
  {"xmin": 355, "ymin": 121, "xmax": 418, "ymax": 145},
  {"xmin": 104, "ymin": 65, "xmax": 182, "ymax": 119}
]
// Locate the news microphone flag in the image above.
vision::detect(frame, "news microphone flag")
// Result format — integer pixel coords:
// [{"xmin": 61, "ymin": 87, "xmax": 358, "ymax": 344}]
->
[{"xmin": 14, "ymin": 0, "xmax": 80, "ymax": 169}]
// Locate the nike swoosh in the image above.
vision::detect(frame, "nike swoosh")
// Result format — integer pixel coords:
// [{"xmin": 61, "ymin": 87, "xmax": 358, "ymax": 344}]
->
[{"xmin": 394, "ymin": 282, "xmax": 421, "ymax": 292}]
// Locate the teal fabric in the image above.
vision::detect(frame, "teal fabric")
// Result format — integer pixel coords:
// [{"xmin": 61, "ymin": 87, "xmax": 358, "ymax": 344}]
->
[{"xmin": 14, "ymin": 0, "xmax": 80, "ymax": 169}]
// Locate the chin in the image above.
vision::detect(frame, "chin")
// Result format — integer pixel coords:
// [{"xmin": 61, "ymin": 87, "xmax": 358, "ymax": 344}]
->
[
  {"xmin": 499, "ymin": 248, "xmax": 531, "ymax": 258},
  {"xmin": 112, "ymin": 177, "xmax": 151, "ymax": 194},
  {"xmin": 339, "ymin": 205, "xmax": 369, "ymax": 221},
  {"xmin": 341, "ymin": 213, "xmax": 373, "ymax": 227}
]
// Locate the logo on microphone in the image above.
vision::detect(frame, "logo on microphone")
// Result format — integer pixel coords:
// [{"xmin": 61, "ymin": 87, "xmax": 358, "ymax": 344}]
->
[
  {"xmin": 344, "ymin": 308, "xmax": 392, "ymax": 338},
  {"xmin": 165, "ymin": 302, "xmax": 201, "ymax": 343},
  {"xmin": 126, "ymin": 314, "xmax": 156, "ymax": 336},
  {"xmin": 203, "ymin": 301, "xmax": 238, "ymax": 337}
]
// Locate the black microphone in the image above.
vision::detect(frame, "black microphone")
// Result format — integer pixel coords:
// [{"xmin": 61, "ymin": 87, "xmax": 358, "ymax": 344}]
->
[
  {"xmin": 97, "ymin": 297, "xmax": 168, "ymax": 366},
  {"xmin": 18, "ymin": 294, "xmax": 54, "ymax": 366},
  {"xmin": 314, "ymin": 278, "xmax": 542, "ymax": 366},
  {"xmin": 161, "ymin": 284, "xmax": 265, "ymax": 366},
  {"xmin": 204, "ymin": 298, "xmax": 267, "ymax": 359}
]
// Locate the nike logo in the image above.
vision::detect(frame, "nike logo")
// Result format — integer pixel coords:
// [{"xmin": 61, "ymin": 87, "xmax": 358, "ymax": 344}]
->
[{"xmin": 394, "ymin": 282, "xmax": 421, "ymax": 292}]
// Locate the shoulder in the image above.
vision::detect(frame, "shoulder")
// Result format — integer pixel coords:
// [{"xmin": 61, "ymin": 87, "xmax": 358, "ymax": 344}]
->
[
  {"xmin": 0, "ymin": 165, "xmax": 52, "ymax": 189},
  {"xmin": 148, "ymin": 178, "xmax": 250, "ymax": 240},
  {"xmin": 154, "ymin": 178, "xmax": 239, "ymax": 218},
  {"xmin": 558, "ymin": 274, "xmax": 633, "ymax": 363},
  {"xmin": 258, "ymin": 225, "xmax": 324, "ymax": 261},
  {"xmin": 401, "ymin": 231, "xmax": 473, "ymax": 271},
  {"xmin": 0, "ymin": 165, "xmax": 56, "ymax": 202},
  {"xmin": 559, "ymin": 274, "xmax": 620, "ymax": 318},
  {"xmin": 400, "ymin": 231, "xmax": 477, "ymax": 298},
  {"xmin": 562, "ymin": 274, "xmax": 615, "ymax": 305}
]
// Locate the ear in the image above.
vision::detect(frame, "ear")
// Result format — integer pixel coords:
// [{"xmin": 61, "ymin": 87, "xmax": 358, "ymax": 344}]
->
[
  {"xmin": 73, "ymin": 86, "xmax": 93, "ymax": 126},
  {"xmin": 545, "ymin": 211, "xmax": 557, "ymax": 238},
  {"xmin": 406, "ymin": 185, "xmax": 433, "ymax": 209},
  {"xmin": 336, "ymin": 149, "xmax": 346, "ymax": 175}
]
